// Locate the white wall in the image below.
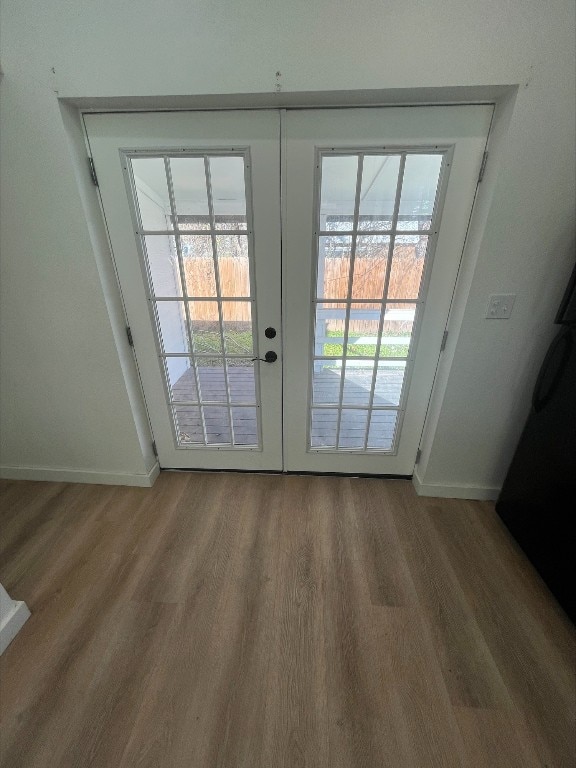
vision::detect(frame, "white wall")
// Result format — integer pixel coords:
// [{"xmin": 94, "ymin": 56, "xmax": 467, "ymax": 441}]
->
[{"xmin": 1, "ymin": 0, "xmax": 574, "ymax": 494}]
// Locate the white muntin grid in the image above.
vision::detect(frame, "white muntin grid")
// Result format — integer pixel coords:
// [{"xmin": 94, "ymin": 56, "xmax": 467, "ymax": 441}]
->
[
  {"xmin": 307, "ymin": 146, "xmax": 451, "ymax": 454},
  {"xmin": 122, "ymin": 149, "xmax": 263, "ymax": 450}
]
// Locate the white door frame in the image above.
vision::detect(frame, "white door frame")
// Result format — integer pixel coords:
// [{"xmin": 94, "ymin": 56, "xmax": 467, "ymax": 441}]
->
[{"xmin": 81, "ymin": 103, "xmax": 494, "ymax": 478}]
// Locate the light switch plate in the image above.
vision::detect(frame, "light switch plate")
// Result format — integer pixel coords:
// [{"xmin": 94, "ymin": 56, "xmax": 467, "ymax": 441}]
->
[{"xmin": 486, "ymin": 293, "xmax": 516, "ymax": 319}]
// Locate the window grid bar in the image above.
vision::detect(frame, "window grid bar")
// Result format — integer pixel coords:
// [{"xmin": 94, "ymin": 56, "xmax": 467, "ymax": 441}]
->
[
  {"xmin": 313, "ymin": 298, "xmax": 421, "ymax": 306},
  {"xmin": 161, "ymin": 353, "xmax": 256, "ymax": 361},
  {"xmin": 163, "ymin": 156, "xmax": 208, "ymax": 447},
  {"xmin": 313, "ymin": 448, "xmax": 394, "ymax": 453},
  {"xmin": 169, "ymin": 400, "xmax": 257, "ymax": 407},
  {"xmin": 126, "ymin": 150, "xmax": 245, "ymax": 159},
  {"xmin": 140, "ymin": 227, "xmax": 432, "ymax": 237},
  {"xmin": 313, "ymin": 404, "xmax": 402, "ymax": 412},
  {"xmin": 154, "ymin": 296, "xmax": 417, "ymax": 304},
  {"xmin": 204, "ymin": 155, "xmax": 235, "ymax": 446},
  {"xmin": 153, "ymin": 296, "xmax": 254, "ymax": 302},
  {"xmin": 318, "ymin": 229, "xmax": 433, "ymax": 237},
  {"xmin": 138, "ymin": 228, "xmax": 248, "ymax": 237},
  {"xmin": 313, "ymin": 356, "xmax": 409, "ymax": 362},
  {"xmin": 137, "ymin": 226, "xmax": 430, "ymax": 237},
  {"xmin": 362, "ymin": 153, "xmax": 407, "ymax": 450},
  {"xmin": 334, "ymin": 154, "xmax": 364, "ymax": 450}
]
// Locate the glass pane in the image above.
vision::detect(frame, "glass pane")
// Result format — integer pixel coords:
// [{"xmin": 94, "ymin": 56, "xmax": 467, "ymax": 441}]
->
[
  {"xmin": 227, "ymin": 359, "xmax": 256, "ymax": 403},
  {"xmin": 341, "ymin": 362, "xmax": 375, "ymax": 406},
  {"xmin": 310, "ymin": 408, "xmax": 338, "ymax": 448},
  {"xmin": 173, "ymin": 406, "xmax": 204, "ymax": 445},
  {"xmin": 209, "ymin": 156, "xmax": 247, "ymax": 228},
  {"xmin": 351, "ymin": 236, "xmax": 390, "ymax": 300},
  {"xmin": 214, "ymin": 216, "xmax": 247, "ymax": 231},
  {"xmin": 314, "ymin": 303, "xmax": 347, "ymax": 357},
  {"xmin": 223, "ymin": 305, "xmax": 253, "ymax": 355},
  {"xmin": 189, "ymin": 302, "xmax": 222, "ymax": 354},
  {"xmin": 308, "ymin": 155, "xmax": 436, "ymax": 455},
  {"xmin": 178, "ymin": 217, "xmax": 211, "ymax": 231},
  {"xmin": 317, "ymin": 235, "xmax": 352, "ymax": 299},
  {"xmin": 388, "ymin": 236, "xmax": 428, "ymax": 300},
  {"xmin": 346, "ymin": 304, "xmax": 381, "ymax": 357},
  {"xmin": 397, "ymin": 218, "xmax": 431, "ymax": 232},
  {"xmin": 320, "ymin": 155, "xmax": 358, "ymax": 228},
  {"xmin": 143, "ymin": 236, "xmax": 182, "ymax": 297},
  {"xmin": 338, "ymin": 409, "xmax": 369, "ymax": 449},
  {"xmin": 373, "ymin": 363, "xmax": 405, "ymax": 407},
  {"xmin": 180, "ymin": 235, "xmax": 216, "ymax": 297},
  {"xmin": 196, "ymin": 359, "xmax": 226, "ymax": 402},
  {"xmin": 165, "ymin": 357, "xmax": 197, "ymax": 402},
  {"xmin": 367, "ymin": 410, "xmax": 398, "ymax": 450},
  {"xmin": 215, "ymin": 235, "xmax": 250, "ymax": 297},
  {"xmin": 358, "ymin": 155, "xmax": 401, "ymax": 231},
  {"xmin": 155, "ymin": 301, "xmax": 189, "ymax": 353},
  {"xmin": 203, "ymin": 406, "xmax": 231, "ymax": 444},
  {"xmin": 131, "ymin": 158, "xmax": 172, "ymax": 231},
  {"xmin": 169, "ymin": 157, "xmax": 209, "ymax": 221},
  {"xmin": 232, "ymin": 407, "xmax": 258, "ymax": 446},
  {"xmin": 379, "ymin": 304, "xmax": 416, "ymax": 358},
  {"xmin": 222, "ymin": 299, "xmax": 252, "ymax": 324},
  {"xmin": 398, "ymin": 154, "xmax": 442, "ymax": 230},
  {"xmin": 312, "ymin": 360, "xmax": 342, "ymax": 404}
]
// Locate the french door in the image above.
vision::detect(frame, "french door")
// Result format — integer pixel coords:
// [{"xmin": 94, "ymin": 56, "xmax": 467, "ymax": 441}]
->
[{"xmin": 85, "ymin": 106, "xmax": 491, "ymax": 474}]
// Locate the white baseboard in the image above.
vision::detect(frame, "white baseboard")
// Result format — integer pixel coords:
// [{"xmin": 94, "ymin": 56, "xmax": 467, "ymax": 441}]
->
[
  {"xmin": 0, "ymin": 462, "xmax": 160, "ymax": 488},
  {"xmin": 412, "ymin": 470, "xmax": 499, "ymax": 501},
  {"xmin": 0, "ymin": 600, "xmax": 31, "ymax": 655}
]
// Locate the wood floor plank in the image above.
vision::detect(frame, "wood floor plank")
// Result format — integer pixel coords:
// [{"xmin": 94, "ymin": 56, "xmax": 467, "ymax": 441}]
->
[
  {"xmin": 347, "ymin": 478, "xmax": 412, "ymax": 607},
  {"xmin": 319, "ymin": 478, "xmax": 420, "ymax": 767},
  {"xmin": 453, "ymin": 706, "xmax": 544, "ymax": 768},
  {"xmin": 426, "ymin": 497, "xmax": 576, "ymax": 768},
  {"xmin": 261, "ymin": 476, "xmax": 330, "ymax": 768},
  {"xmin": 388, "ymin": 486, "xmax": 511, "ymax": 710},
  {"xmin": 0, "ymin": 473, "xmax": 574, "ymax": 768},
  {"xmin": 0, "ymin": 474, "xmax": 191, "ymax": 768}
]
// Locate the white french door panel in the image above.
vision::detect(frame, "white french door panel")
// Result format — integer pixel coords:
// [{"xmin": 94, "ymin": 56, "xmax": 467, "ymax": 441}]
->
[
  {"xmin": 86, "ymin": 106, "xmax": 490, "ymax": 476},
  {"xmin": 85, "ymin": 111, "xmax": 283, "ymax": 470},
  {"xmin": 282, "ymin": 106, "xmax": 492, "ymax": 474}
]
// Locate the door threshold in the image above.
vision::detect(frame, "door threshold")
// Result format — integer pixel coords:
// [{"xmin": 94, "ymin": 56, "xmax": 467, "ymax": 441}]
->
[{"xmin": 163, "ymin": 467, "xmax": 412, "ymax": 480}]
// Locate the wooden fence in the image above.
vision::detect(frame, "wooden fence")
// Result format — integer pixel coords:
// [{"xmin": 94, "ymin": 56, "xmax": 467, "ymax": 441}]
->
[{"xmin": 184, "ymin": 245, "xmax": 424, "ymax": 323}]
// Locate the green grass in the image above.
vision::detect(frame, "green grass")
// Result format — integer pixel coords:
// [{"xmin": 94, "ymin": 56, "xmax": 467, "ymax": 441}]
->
[
  {"xmin": 191, "ymin": 329, "xmax": 409, "ymax": 358},
  {"xmin": 193, "ymin": 330, "xmax": 253, "ymax": 355},
  {"xmin": 322, "ymin": 330, "xmax": 409, "ymax": 358}
]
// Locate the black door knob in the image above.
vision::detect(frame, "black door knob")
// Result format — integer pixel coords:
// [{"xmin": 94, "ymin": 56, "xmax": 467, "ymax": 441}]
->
[
  {"xmin": 252, "ymin": 351, "xmax": 278, "ymax": 363},
  {"xmin": 265, "ymin": 327, "xmax": 277, "ymax": 339}
]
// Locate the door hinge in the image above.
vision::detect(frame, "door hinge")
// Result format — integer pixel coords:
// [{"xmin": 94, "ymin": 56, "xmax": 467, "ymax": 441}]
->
[
  {"xmin": 88, "ymin": 157, "xmax": 99, "ymax": 187},
  {"xmin": 126, "ymin": 326, "xmax": 134, "ymax": 347},
  {"xmin": 440, "ymin": 329, "xmax": 449, "ymax": 352},
  {"xmin": 415, "ymin": 448, "xmax": 422, "ymax": 465},
  {"xmin": 477, "ymin": 151, "xmax": 488, "ymax": 183},
  {"xmin": 151, "ymin": 440, "xmax": 158, "ymax": 458}
]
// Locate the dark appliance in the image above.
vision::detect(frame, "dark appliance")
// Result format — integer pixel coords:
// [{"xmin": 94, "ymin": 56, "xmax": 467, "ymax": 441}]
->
[{"xmin": 496, "ymin": 260, "xmax": 576, "ymax": 623}]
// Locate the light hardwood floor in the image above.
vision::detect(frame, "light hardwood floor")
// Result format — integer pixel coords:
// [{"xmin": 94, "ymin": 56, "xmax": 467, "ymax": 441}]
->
[{"xmin": 0, "ymin": 473, "xmax": 574, "ymax": 767}]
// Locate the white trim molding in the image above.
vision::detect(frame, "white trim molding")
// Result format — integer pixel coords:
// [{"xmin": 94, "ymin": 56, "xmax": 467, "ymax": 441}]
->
[
  {"xmin": 412, "ymin": 469, "xmax": 499, "ymax": 501},
  {"xmin": 0, "ymin": 462, "xmax": 160, "ymax": 487},
  {"xmin": 0, "ymin": 586, "xmax": 31, "ymax": 655}
]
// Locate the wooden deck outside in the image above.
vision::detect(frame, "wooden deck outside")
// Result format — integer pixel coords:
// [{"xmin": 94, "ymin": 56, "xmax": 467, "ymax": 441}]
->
[{"xmin": 170, "ymin": 365, "xmax": 404, "ymax": 449}]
